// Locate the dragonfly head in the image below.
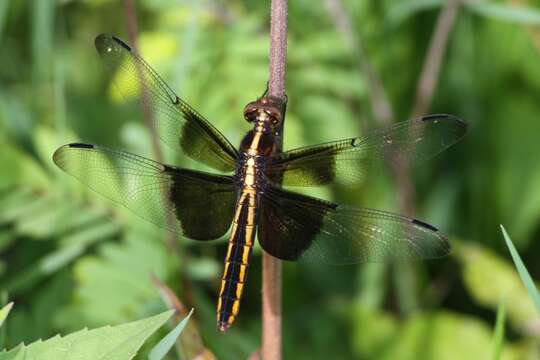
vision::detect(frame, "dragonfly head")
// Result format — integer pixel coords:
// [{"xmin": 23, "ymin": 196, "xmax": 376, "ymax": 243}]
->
[{"xmin": 243, "ymin": 96, "xmax": 284, "ymax": 132}]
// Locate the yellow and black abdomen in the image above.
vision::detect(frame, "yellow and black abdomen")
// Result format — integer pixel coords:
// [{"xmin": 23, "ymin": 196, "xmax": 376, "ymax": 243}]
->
[{"xmin": 217, "ymin": 190, "xmax": 257, "ymax": 332}]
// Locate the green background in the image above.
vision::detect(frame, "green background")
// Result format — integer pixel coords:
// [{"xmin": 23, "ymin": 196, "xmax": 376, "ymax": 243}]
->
[{"xmin": 1, "ymin": 0, "xmax": 540, "ymax": 359}]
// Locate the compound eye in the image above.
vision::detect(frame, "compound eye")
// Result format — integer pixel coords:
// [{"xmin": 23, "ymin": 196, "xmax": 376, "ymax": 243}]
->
[{"xmin": 244, "ymin": 111, "xmax": 256, "ymax": 122}]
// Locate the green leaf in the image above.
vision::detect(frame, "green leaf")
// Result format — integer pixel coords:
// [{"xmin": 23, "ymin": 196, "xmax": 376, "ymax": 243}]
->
[
  {"xmin": 466, "ymin": 2, "xmax": 540, "ymax": 25},
  {"xmin": 353, "ymin": 307, "xmax": 398, "ymax": 357},
  {"xmin": 57, "ymin": 225, "xmax": 177, "ymax": 328},
  {"xmin": 0, "ymin": 310, "xmax": 173, "ymax": 360},
  {"xmin": 387, "ymin": 0, "xmax": 444, "ymax": 24},
  {"xmin": 500, "ymin": 225, "xmax": 540, "ymax": 314},
  {"xmin": 148, "ymin": 308, "xmax": 193, "ymax": 360},
  {"xmin": 353, "ymin": 308, "xmax": 524, "ymax": 359},
  {"xmin": 0, "ymin": 195, "xmax": 53, "ymax": 225},
  {"xmin": 5, "ymin": 221, "xmax": 118, "ymax": 295},
  {"xmin": 59, "ymin": 221, "xmax": 120, "ymax": 247},
  {"xmin": 455, "ymin": 241, "xmax": 538, "ymax": 329},
  {"xmin": 0, "ymin": 0, "xmax": 9, "ymax": 44},
  {"xmin": 0, "ymin": 302, "xmax": 13, "ymax": 329},
  {"xmin": 185, "ymin": 258, "xmax": 220, "ymax": 281},
  {"xmin": 492, "ymin": 299, "xmax": 506, "ymax": 360}
]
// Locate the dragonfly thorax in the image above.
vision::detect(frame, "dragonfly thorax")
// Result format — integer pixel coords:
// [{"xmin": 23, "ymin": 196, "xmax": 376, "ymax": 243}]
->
[{"xmin": 239, "ymin": 128, "xmax": 277, "ymax": 156}]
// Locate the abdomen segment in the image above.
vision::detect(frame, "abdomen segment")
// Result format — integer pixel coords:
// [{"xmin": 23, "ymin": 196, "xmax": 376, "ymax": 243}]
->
[{"xmin": 217, "ymin": 190, "xmax": 257, "ymax": 332}]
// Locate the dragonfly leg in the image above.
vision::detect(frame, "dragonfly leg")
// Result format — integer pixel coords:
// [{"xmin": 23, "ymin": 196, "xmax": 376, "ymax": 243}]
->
[{"xmin": 260, "ymin": 81, "xmax": 269, "ymax": 98}]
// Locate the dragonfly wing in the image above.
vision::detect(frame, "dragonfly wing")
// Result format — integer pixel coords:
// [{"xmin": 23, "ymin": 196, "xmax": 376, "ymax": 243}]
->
[
  {"xmin": 258, "ymin": 185, "xmax": 450, "ymax": 264},
  {"xmin": 53, "ymin": 143, "xmax": 236, "ymax": 240},
  {"xmin": 265, "ymin": 114, "xmax": 467, "ymax": 186},
  {"xmin": 95, "ymin": 34, "xmax": 238, "ymax": 172}
]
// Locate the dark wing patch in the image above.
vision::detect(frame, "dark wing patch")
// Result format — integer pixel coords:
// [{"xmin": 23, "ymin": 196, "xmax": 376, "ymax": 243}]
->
[
  {"xmin": 95, "ymin": 34, "xmax": 238, "ymax": 172},
  {"xmin": 265, "ymin": 114, "xmax": 467, "ymax": 187},
  {"xmin": 258, "ymin": 185, "xmax": 450, "ymax": 264},
  {"xmin": 53, "ymin": 143, "xmax": 236, "ymax": 240}
]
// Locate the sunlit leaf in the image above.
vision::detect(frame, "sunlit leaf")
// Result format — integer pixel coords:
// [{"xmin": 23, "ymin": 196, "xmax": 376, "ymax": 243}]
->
[
  {"xmin": 0, "ymin": 139, "xmax": 50, "ymax": 190},
  {"xmin": 492, "ymin": 299, "xmax": 507, "ymax": 360},
  {"xmin": 0, "ymin": 302, "xmax": 13, "ymax": 329},
  {"xmin": 466, "ymin": 2, "xmax": 540, "ymax": 25},
  {"xmin": 0, "ymin": 310, "xmax": 173, "ymax": 359},
  {"xmin": 501, "ymin": 225, "xmax": 540, "ymax": 314},
  {"xmin": 455, "ymin": 241, "xmax": 538, "ymax": 331},
  {"xmin": 109, "ymin": 32, "xmax": 179, "ymax": 104},
  {"xmin": 353, "ymin": 308, "xmax": 523, "ymax": 360},
  {"xmin": 148, "ymin": 308, "xmax": 193, "ymax": 360}
]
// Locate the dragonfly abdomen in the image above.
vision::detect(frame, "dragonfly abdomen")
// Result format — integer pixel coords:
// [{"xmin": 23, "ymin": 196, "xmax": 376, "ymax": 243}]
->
[{"xmin": 217, "ymin": 189, "xmax": 257, "ymax": 332}]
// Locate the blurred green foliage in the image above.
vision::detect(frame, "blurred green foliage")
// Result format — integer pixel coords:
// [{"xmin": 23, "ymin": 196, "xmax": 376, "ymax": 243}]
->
[{"xmin": 1, "ymin": 0, "xmax": 540, "ymax": 359}]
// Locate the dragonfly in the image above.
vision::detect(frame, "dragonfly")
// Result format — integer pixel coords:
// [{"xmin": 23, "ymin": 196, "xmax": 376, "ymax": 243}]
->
[{"xmin": 53, "ymin": 34, "xmax": 467, "ymax": 332}]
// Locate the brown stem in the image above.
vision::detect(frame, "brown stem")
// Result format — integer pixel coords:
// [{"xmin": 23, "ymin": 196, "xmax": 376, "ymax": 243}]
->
[
  {"xmin": 411, "ymin": 0, "xmax": 460, "ymax": 117},
  {"xmin": 152, "ymin": 275, "xmax": 217, "ymax": 360},
  {"xmin": 262, "ymin": 1, "xmax": 287, "ymax": 359},
  {"xmin": 268, "ymin": 0, "xmax": 288, "ymax": 101}
]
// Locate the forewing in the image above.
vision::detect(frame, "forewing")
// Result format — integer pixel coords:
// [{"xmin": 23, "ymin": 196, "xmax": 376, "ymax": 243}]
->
[
  {"xmin": 53, "ymin": 143, "xmax": 236, "ymax": 240},
  {"xmin": 265, "ymin": 114, "xmax": 467, "ymax": 186},
  {"xmin": 258, "ymin": 186, "xmax": 450, "ymax": 264},
  {"xmin": 95, "ymin": 34, "xmax": 238, "ymax": 172}
]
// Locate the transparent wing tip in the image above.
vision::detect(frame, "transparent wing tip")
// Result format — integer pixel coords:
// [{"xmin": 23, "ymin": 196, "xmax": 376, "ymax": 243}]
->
[
  {"xmin": 411, "ymin": 218, "xmax": 439, "ymax": 232},
  {"xmin": 95, "ymin": 33, "xmax": 132, "ymax": 55},
  {"xmin": 53, "ymin": 143, "xmax": 95, "ymax": 169},
  {"xmin": 422, "ymin": 113, "xmax": 468, "ymax": 131},
  {"xmin": 410, "ymin": 218, "xmax": 452, "ymax": 258}
]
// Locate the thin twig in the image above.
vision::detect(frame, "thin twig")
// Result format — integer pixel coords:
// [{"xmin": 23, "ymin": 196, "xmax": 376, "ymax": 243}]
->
[
  {"xmin": 324, "ymin": 0, "xmax": 394, "ymax": 126},
  {"xmin": 398, "ymin": 0, "xmax": 460, "ymax": 315},
  {"xmin": 152, "ymin": 275, "xmax": 217, "ymax": 360},
  {"xmin": 123, "ymin": 0, "xmax": 178, "ymax": 251},
  {"xmin": 123, "ymin": 0, "xmax": 208, "ymax": 328},
  {"xmin": 402, "ymin": 0, "xmax": 460, "ymax": 214},
  {"xmin": 411, "ymin": 0, "xmax": 460, "ymax": 117},
  {"xmin": 325, "ymin": 0, "xmax": 419, "ymax": 213},
  {"xmin": 325, "ymin": 0, "xmax": 460, "ymax": 315},
  {"xmin": 123, "ymin": 0, "xmax": 164, "ymax": 165},
  {"xmin": 325, "ymin": 0, "xmax": 460, "ymax": 213},
  {"xmin": 325, "ymin": 1, "xmax": 417, "ymax": 311},
  {"xmin": 262, "ymin": 1, "xmax": 287, "ymax": 359}
]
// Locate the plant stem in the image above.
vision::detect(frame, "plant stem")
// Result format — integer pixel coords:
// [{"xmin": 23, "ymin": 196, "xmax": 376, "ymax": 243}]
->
[
  {"xmin": 263, "ymin": 1, "xmax": 287, "ymax": 359},
  {"xmin": 123, "ymin": 0, "xmax": 178, "ymax": 252},
  {"xmin": 268, "ymin": 0, "xmax": 288, "ymax": 101},
  {"xmin": 123, "ymin": 0, "xmax": 163, "ymax": 163},
  {"xmin": 411, "ymin": 0, "xmax": 460, "ymax": 117},
  {"xmin": 325, "ymin": 0, "xmax": 460, "ymax": 315},
  {"xmin": 123, "ymin": 2, "xmax": 208, "ymax": 357},
  {"xmin": 324, "ymin": 0, "xmax": 394, "ymax": 126}
]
